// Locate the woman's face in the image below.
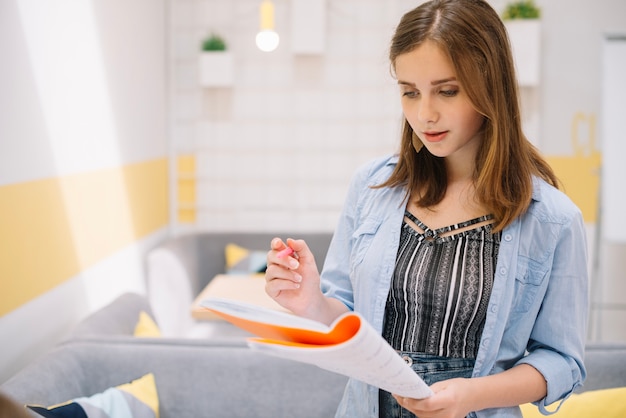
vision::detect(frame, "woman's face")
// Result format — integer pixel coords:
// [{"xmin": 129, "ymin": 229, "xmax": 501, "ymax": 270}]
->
[{"xmin": 395, "ymin": 40, "xmax": 484, "ymax": 162}]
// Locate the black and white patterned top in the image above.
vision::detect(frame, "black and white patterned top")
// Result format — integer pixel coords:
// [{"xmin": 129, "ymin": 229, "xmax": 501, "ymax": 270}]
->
[{"xmin": 382, "ymin": 211, "xmax": 501, "ymax": 359}]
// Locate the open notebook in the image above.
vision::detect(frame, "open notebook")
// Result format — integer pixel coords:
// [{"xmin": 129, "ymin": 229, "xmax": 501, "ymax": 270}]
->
[{"xmin": 201, "ymin": 297, "xmax": 433, "ymax": 399}]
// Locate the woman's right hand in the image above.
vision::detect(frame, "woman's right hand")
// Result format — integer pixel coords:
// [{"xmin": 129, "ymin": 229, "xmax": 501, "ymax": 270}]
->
[{"xmin": 265, "ymin": 237, "xmax": 323, "ymax": 317}]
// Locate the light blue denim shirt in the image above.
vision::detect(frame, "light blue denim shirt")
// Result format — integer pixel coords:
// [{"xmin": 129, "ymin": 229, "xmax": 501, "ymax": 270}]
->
[{"xmin": 320, "ymin": 155, "xmax": 588, "ymax": 418}]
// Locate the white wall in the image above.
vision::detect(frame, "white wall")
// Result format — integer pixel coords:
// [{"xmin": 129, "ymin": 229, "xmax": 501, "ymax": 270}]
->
[
  {"xmin": 169, "ymin": 0, "xmax": 626, "ymax": 228},
  {"xmin": 170, "ymin": 0, "xmax": 410, "ymax": 233},
  {"xmin": 0, "ymin": 0, "xmax": 168, "ymax": 383}
]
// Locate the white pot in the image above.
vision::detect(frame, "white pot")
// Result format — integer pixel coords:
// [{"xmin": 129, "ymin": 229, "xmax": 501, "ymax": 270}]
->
[
  {"xmin": 505, "ymin": 19, "xmax": 541, "ymax": 87},
  {"xmin": 198, "ymin": 51, "xmax": 233, "ymax": 87}
]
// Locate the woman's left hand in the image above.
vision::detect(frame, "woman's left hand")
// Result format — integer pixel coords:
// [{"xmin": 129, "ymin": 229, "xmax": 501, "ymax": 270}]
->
[{"xmin": 392, "ymin": 378, "xmax": 474, "ymax": 418}]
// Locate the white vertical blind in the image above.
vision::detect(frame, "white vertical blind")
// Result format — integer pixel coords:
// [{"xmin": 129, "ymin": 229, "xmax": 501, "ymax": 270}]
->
[{"xmin": 601, "ymin": 34, "xmax": 626, "ymax": 242}]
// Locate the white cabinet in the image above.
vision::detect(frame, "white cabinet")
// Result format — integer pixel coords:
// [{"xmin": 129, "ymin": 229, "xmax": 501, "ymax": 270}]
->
[{"xmin": 505, "ymin": 19, "xmax": 541, "ymax": 86}]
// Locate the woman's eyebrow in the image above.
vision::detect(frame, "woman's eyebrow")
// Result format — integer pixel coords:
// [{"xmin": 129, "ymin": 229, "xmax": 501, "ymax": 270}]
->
[
  {"xmin": 396, "ymin": 77, "xmax": 457, "ymax": 87},
  {"xmin": 431, "ymin": 77, "xmax": 457, "ymax": 86}
]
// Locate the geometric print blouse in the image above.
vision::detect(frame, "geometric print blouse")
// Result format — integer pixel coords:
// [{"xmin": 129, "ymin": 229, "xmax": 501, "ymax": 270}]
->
[{"xmin": 382, "ymin": 211, "xmax": 501, "ymax": 359}]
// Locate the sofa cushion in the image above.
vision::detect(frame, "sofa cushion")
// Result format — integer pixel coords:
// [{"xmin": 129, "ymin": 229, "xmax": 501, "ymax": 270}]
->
[
  {"xmin": 224, "ymin": 243, "xmax": 266, "ymax": 275},
  {"xmin": 134, "ymin": 312, "xmax": 162, "ymax": 338},
  {"xmin": 521, "ymin": 386, "xmax": 626, "ymax": 417},
  {"xmin": 27, "ymin": 373, "xmax": 159, "ymax": 418}
]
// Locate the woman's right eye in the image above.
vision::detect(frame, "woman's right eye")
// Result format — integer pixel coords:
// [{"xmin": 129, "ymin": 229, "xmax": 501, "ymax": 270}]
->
[{"xmin": 402, "ymin": 91, "xmax": 418, "ymax": 98}]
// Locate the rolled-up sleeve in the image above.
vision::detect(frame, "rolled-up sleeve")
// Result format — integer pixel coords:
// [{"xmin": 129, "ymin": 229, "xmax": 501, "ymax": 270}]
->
[{"xmin": 518, "ymin": 210, "xmax": 588, "ymax": 414}]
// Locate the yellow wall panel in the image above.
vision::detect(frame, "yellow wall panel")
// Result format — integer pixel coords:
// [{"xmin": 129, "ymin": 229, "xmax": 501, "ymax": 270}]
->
[
  {"xmin": 0, "ymin": 158, "xmax": 169, "ymax": 316},
  {"xmin": 177, "ymin": 179, "xmax": 197, "ymax": 204},
  {"xmin": 547, "ymin": 153, "xmax": 601, "ymax": 224}
]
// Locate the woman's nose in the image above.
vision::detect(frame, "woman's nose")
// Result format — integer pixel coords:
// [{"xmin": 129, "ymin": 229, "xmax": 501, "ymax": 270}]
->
[{"xmin": 417, "ymin": 97, "xmax": 438, "ymax": 124}]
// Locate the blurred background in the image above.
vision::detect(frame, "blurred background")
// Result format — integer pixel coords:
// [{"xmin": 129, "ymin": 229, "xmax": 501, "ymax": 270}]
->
[{"xmin": 1, "ymin": 0, "xmax": 625, "ymax": 384}]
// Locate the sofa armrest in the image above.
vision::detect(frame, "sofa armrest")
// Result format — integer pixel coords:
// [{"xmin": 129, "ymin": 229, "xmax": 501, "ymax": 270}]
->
[
  {"xmin": 67, "ymin": 292, "xmax": 155, "ymax": 339},
  {"xmin": 580, "ymin": 343, "xmax": 626, "ymax": 392},
  {"xmin": 1, "ymin": 339, "xmax": 347, "ymax": 418}
]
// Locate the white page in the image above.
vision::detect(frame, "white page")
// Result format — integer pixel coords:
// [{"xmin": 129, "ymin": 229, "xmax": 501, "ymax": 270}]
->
[{"xmin": 248, "ymin": 315, "xmax": 433, "ymax": 399}]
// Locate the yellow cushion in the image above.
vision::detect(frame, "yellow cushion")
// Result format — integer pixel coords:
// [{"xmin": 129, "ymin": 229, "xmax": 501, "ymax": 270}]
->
[
  {"xmin": 521, "ymin": 387, "xmax": 626, "ymax": 418},
  {"xmin": 133, "ymin": 311, "xmax": 161, "ymax": 337},
  {"xmin": 28, "ymin": 373, "xmax": 160, "ymax": 418},
  {"xmin": 224, "ymin": 243, "xmax": 267, "ymax": 275},
  {"xmin": 117, "ymin": 373, "xmax": 160, "ymax": 417}
]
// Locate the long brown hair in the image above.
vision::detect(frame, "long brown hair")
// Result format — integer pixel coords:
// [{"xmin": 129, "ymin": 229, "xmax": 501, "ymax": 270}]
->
[{"xmin": 380, "ymin": 0, "xmax": 558, "ymax": 231}]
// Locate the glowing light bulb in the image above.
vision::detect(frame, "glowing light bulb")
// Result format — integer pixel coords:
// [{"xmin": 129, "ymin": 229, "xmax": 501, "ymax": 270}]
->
[
  {"xmin": 256, "ymin": 30, "xmax": 279, "ymax": 52},
  {"xmin": 256, "ymin": 0, "xmax": 279, "ymax": 52}
]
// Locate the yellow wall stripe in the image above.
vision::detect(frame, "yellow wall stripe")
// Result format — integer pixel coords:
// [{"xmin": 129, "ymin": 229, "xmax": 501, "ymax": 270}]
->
[
  {"xmin": 177, "ymin": 154, "xmax": 196, "ymax": 223},
  {"xmin": 0, "ymin": 158, "xmax": 169, "ymax": 316}
]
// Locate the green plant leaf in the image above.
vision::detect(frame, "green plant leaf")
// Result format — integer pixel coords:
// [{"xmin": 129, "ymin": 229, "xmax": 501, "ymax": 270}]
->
[
  {"xmin": 201, "ymin": 33, "xmax": 227, "ymax": 51},
  {"xmin": 502, "ymin": 0, "xmax": 541, "ymax": 20}
]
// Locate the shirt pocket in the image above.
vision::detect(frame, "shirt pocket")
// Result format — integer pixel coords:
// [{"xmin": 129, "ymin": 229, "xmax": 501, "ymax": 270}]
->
[
  {"xmin": 512, "ymin": 260, "xmax": 548, "ymax": 313},
  {"xmin": 350, "ymin": 218, "xmax": 382, "ymax": 271}
]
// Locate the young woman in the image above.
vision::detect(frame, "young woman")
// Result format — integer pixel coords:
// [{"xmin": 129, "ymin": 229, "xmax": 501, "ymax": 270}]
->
[{"xmin": 265, "ymin": 1, "xmax": 588, "ymax": 417}]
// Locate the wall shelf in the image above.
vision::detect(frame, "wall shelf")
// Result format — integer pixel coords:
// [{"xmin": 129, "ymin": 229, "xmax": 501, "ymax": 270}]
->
[{"xmin": 198, "ymin": 51, "xmax": 234, "ymax": 87}]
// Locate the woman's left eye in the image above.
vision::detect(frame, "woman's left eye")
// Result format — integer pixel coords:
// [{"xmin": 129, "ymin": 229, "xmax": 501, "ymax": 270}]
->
[{"xmin": 440, "ymin": 89, "xmax": 458, "ymax": 97}]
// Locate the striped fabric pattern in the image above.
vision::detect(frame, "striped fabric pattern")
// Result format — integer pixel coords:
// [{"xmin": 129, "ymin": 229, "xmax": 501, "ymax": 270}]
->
[{"xmin": 383, "ymin": 212, "xmax": 501, "ymax": 359}]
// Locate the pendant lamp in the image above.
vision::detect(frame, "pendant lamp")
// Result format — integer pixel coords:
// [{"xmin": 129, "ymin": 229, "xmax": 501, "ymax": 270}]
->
[{"xmin": 256, "ymin": 0, "xmax": 279, "ymax": 52}]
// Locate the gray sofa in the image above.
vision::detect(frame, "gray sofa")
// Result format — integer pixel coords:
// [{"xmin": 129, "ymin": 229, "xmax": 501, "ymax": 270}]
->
[
  {"xmin": 1, "ymin": 232, "xmax": 341, "ymax": 417},
  {"xmin": 1, "ymin": 291, "xmax": 347, "ymax": 418},
  {"xmin": 2, "ymin": 232, "xmax": 625, "ymax": 417},
  {"xmin": 2, "ymin": 310, "xmax": 625, "ymax": 418},
  {"xmin": 0, "ymin": 338, "xmax": 348, "ymax": 418}
]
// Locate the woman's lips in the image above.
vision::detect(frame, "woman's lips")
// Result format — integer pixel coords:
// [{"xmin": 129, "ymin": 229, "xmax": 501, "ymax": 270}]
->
[{"xmin": 423, "ymin": 131, "xmax": 448, "ymax": 142}]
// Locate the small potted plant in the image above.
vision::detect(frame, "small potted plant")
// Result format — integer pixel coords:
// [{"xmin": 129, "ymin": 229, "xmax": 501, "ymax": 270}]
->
[
  {"xmin": 198, "ymin": 33, "xmax": 233, "ymax": 87},
  {"xmin": 201, "ymin": 33, "xmax": 227, "ymax": 52},
  {"xmin": 502, "ymin": 0, "xmax": 541, "ymax": 86},
  {"xmin": 502, "ymin": 0, "xmax": 540, "ymax": 20}
]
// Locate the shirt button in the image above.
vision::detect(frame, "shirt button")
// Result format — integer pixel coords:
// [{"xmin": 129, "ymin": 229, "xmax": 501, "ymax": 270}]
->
[
  {"xmin": 499, "ymin": 267, "xmax": 507, "ymax": 275},
  {"xmin": 490, "ymin": 305, "xmax": 498, "ymax": 313},
  {"xmin": 504, "ymin": 234, "xmax": 513, "ymax": 242}
]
